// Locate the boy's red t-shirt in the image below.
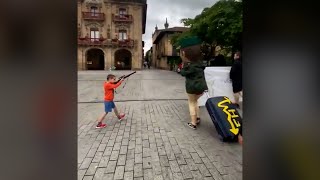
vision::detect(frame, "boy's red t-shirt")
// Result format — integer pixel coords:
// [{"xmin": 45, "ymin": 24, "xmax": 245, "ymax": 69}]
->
[{"xmin": 104, "ymin": 81, "xmax": 122, "ymax": 101}]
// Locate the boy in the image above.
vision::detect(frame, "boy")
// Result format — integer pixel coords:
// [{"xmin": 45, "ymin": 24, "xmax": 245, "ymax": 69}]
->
[
  {"xmin": 179, "ymin": 36, "xmax": 208, "ymax": 129},
  {"xmin": 96, "ymin": 74, "xmax": 125, "ymax": 128}
]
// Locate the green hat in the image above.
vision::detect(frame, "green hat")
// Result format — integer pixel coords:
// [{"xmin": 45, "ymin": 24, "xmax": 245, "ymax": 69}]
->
[{"xmin": 177, "ymin": 36, "xmax": 202, "ymax": 49}]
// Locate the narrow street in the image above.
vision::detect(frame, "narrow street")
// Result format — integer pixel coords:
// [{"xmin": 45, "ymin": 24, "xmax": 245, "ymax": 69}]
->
[{"xmin": 78, "ymin": 70, "xmax": 242, "ymax": 180}]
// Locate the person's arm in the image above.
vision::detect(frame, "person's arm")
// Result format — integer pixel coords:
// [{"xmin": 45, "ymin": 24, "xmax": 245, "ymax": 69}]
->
[
  {"xmin": 230, "ymin": 64, "xmax": 235, "ymax": 80},
  {"xmin": 180, "ymin": 62, "xmax": 194, "ymax": 76},
  {"xmin": 105, "ymin": 80, "xmax": 124, "ymax": 89}
]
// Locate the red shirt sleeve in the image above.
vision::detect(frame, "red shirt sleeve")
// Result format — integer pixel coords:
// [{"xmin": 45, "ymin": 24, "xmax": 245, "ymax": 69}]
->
[{"xmin": 105, "ymin": 81, "xmax": 122, "ymax": 89}]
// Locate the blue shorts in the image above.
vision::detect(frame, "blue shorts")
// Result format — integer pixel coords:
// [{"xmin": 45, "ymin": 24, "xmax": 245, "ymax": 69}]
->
[{"xmin": 104, "ymin": 101, "xmax": 115, "ymax": 112}]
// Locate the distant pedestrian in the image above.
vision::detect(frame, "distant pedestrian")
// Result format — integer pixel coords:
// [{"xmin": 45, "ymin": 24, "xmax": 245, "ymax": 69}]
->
[
  {"xmin": 144, "ymin": 61, "xmax": 148, "ymax": 69},
  {"xmin": 179, "ymin": 37, "xmax": 208, "ymax": 130},
  {"xmin": 96, "ymin": 74, "xmax": 125, "ymax": 129}
]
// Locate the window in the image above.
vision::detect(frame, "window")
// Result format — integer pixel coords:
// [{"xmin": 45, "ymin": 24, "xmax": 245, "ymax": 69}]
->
[
  {"xmin": 90, "ymin": 7, "xmax": 98, "ymax": 16},
  {"xmin": 90, "ymin": 28, "xmax": 99, "ymax": 41},
  {"xmin": 118, "ymin": 30, "xmax": 127, "ymax": 40},
  {"xmin": 119, "ymin": 8, "xmax": 127, "ymax": 18}
]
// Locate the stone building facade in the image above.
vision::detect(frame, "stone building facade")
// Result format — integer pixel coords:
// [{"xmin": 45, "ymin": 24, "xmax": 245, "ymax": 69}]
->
[
  {"xmin": 78, "ymin": 0, "xmax": 147, "ymax": 70},
  {"xmin": 152, "ymin": 19, "xmax": 188, "ymax": 70}
]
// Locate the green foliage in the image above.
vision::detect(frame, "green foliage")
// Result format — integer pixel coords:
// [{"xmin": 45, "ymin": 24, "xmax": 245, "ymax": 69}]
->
[{"xmin": 174, "ymin": 0, "xmax": 242, "ymax": 53}]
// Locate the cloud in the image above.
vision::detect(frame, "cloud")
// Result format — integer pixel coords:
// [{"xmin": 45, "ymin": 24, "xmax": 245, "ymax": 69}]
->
[{"xmin": 142, "ymin": 0, "xmax": 218, "ymax": 55}]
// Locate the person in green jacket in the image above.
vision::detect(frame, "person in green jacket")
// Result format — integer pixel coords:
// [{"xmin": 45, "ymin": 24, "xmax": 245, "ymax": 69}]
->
[{"xmin": 179, "ymin": 37, "xmax": 208, "ymax": 130}]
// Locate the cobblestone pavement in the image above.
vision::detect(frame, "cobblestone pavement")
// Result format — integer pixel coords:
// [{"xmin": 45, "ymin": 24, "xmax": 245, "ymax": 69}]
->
[{"xmin": 78, "ymin": 70, "xmax": 242, "ymax": 180}]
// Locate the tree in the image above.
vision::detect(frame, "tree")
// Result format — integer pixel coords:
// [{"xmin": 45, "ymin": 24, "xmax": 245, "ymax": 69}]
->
[{"xmin": 172, "ymin": 0, "xmax": 242, "ymax": 58}]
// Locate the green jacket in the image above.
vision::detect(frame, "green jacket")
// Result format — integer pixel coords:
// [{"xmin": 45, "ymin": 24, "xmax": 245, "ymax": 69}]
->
[{"xmin": 180, "ymin": 62, "xmax": 208, "ymax": 94}]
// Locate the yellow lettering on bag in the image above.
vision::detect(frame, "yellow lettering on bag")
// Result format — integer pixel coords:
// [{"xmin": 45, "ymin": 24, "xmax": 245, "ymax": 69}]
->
[{"xmin": 217, "ymin": 97, "xmax": 241, "ymax": 135}]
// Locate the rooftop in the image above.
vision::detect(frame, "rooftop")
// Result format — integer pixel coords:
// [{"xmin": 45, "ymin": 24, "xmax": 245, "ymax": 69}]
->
[{"xmin": 153, "ymin": 27, "xmax": 189, "ymax": 44}]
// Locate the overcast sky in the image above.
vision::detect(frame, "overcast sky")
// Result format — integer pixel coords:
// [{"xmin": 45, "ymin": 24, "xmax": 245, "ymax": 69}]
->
[{"xmin": 142, "ymin": 0, "xmax": 218, "ymax": 55}]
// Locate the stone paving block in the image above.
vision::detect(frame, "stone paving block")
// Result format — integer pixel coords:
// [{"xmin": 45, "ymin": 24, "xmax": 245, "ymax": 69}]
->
[
  {"xmin": 181, "ymin": 149, "xmax": 192, "ymax": 159},
  {"xmin": 175, "ymin": 153, "xmax": 187, "ymax": 165},
  {"xmin": 110, "ymin": 150, "xmax": 120, "ymax": 161},
  {"xmin": 124, "ymin": 171, "xmax": 134, "ymax": 180},
  {"xmin": 107, "ymin": 139, "xmax": 115, "ymax": 147},
  {"xmin": 83, "ymin": 176, "xmax": 94, "ymax": 180},
  {"xmin": 80, "ymin": 157, "xmax": 93, "ymax": 169},
  {"xmin": 172, "ymin": 172, "xmax": 184, "ymax": 180},
  {"xmin": 153, "ymin": 175, "xmax": 164, "ymax": 180},
  {"xmin": 190, "ymin": 153, "xmax": 203, "ymax": 164},
  {"xmin": 159, "ymin": 156, "xmax": 170, "ymax": 167},
  {"xmin": 96, "ymin": 133, "xmax": 104, "ymax": 141},
  {"xmin": 185, "ymin": 158, "xmax": 198, "ymax": 171},
  {"xmin": 194, "ymin": 146, "xmax": 206, "ymax": 158},
  {"xmin": 180, "ymin": 165, "xmax": 193, "ymax": 179},
  {"xmin": 85, "ymin": 162, "xmax": 98, "ymax": 176},
  {"xmin": 97, "ymin": 144, "xmax": 106, "ymax": 152},
  {"xmin": 208, "ymin": 167, "xmax": 223, "ymax": 180},
  {"xmin": 142, "ymin": 147, "xmax": 151, "ymax": 157},
  {"xmin": 143, "ymin": 168, "xmax": 154, "ymax": 180},
  {"xmin": 161, "ymin": 166, "xmax": 173, "ymax": 180},
  {"xmin": 98, "ymin": 156, "xmax": 109, "ymax": 167},
  {"xmin": 152, "ymin": 161, "xmax": 162, "ymax": 175},
  {"xmin": 118, "ymin": 154, "xmax": 127, "ymax": 166},
  {"xmin": 101, "ymin": 173, "xmax": 114, "ymax": 180},
  {"xmin": 191, "ymin": 170, "xmax": 204, "ymax": 180},
  {"xmin": 125, "ymin": 159, "xmax": 134, "ymax": 172},
  {"xmin": 143, "ymin": 139, "xmax": 150, "ymax": 148},
  {"xmin": 114, "ymin": 166, "xmax": 125, "ymax": 180},
  {"xmin": 78, "ymin": 169, "xmax": 86, "ymax": 180},
  {"xmin": 120, "ymin": 145, "xmax": 128, "ymax": 155},
  {"xmin": 123, "ymin": 131, "xmax": 130, "ymax": 138},
  {"xmin": 197, "ymin": 163, "xmax": 212, "ymax": 177},
  {"xmin": 133, "ymin": 178, "xmax": 143, "ymax": 180},
  {"xmin": 113, "ymin": 142, "xmax": 121, "ymax": 151},
  {"xmin": 116, "ymin": 135, "xmax": 123, "ymax": 143},
  {"xmin": 135, "ymin": 153, "xmax": 143, "ymax": 164},
  {"xmin": 172, "ymin": 145, "xmax": 182, "ymax": 155},
  {"xmin": 143, "ymin": 157, "xmax": 152, "ymax": 169},
  {"xmin": 122, "ymin": 138, "xmax": 129, "ymax": 146},
  {"xmin": 157, "ymin": 146, "xmax": 166, "ymax": 156},
  {"xmin": 156, "ymin": 138, "xmax": 164, "ymax": 147},
  {"xmin": 93, "ymin": 168, "xmax": 106, "ymax": 180},
  {"xmin": 105, "ymin": 161, "xmax": 117, "ymax": 174},
  {"xmin": 103, "ymin": 147, "xmax": 113, "ymax": 156},
  {"xmin": 222, "ymin": 174, "xmax": 242, "ymax": 180},
  {"xmin": 136, "ymin": 137, "xmax": 142, "ymax": 145},
  {"xmin": 134, "ymin": 163, "xmax": 143, "ymax": 178},
  {"xmin": 128, "ymin": 140, "xmax": 136, "ymax": 150},
  {"xmin": 201, "ymin": 157, "xmax": 215, "ymax": 169},
  {"xmin": 169, "ymin": 160, "xmax": 181, "ymax": 173},
  {"xmin": 92, "ymin": 152, "xmax": 103, "ymax": 163},
  {"xmin": 126, "ymin": 149, "xmax": 135, "ymax": 160},
  {"xmin": 135, "ymin": 144, "xmax": 143, "ymax": 154},
  {"xmin": 87, "ymin": 148, "xmax": 98, "ymax": 158}
]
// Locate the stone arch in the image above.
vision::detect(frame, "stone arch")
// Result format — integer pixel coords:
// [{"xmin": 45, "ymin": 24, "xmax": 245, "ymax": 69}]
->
[
  {"xmin": 86, "ymin": 48, "xmax": 105, "ymax": 70},
  {"xmin": 114, "ymin": 48, "xmax": 132, "ymax": 70}
]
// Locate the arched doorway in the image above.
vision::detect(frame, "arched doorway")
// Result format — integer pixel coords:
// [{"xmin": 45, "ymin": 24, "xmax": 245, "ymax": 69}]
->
[
  {"xmin": 86, "ymin": 49, "xmax": 105, "ymax": 70},
  {"xmin": 114, "ymin": 49, "xmax": 132, "ymax": 70}
]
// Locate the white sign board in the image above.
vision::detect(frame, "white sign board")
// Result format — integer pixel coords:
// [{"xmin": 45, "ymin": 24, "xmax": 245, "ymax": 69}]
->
[{"xmin": 198, "ymin": 67, "xmax": 242, "ymax": 106}]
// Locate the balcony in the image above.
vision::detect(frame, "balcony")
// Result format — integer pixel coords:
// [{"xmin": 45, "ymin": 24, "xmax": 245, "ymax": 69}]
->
[
  {"xmin": 78, "ymin": 37, "xmax": 134, "ymax": 48},
  {"xmin": 82, "ymin": 12, "xmax": 105, "ymax": 21},
  {"xmin": 78, "ymin": 37, "xmax": 106, "ymax": 46},
  {"xmin": 111, "ymin": 39, "xmax": 134, "ymax": 48},
  {"xmin": 112, "ymin": 14, "xmax": 133, "ymax": 23}
]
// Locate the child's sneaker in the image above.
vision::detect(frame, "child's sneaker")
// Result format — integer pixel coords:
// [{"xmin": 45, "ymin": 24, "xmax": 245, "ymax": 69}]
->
[
  {"xmin": 96, "ymin": 123, "xmax": 107, "ymax": 129},
  {"xmin": 118, "ymin": 114, "xmax": 125, "ymax": 121}
]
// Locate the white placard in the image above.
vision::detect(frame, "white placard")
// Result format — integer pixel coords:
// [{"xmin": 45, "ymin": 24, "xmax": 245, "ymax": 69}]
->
[{"xmin": 198, "ymin": 67, "xmax": 242, "ymax": 106}]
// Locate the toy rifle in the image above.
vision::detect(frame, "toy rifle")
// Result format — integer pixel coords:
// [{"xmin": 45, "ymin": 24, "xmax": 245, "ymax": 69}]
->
[{"xmin": 113, "ymin": 71, "xmax": 136, "ymax": 84}]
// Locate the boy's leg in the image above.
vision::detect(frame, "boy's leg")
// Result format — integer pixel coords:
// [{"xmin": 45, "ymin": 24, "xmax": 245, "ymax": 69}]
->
[
  {"xmin": 187, "ymin": 94, "xmax": 198, "ymax": 126},
  {"xmin": 113, "ymin": 103, "xmax": 125, "ymax": 120},
  {"xmin": 97, "ymin": 113, "xmax": 107, "ymax": 123}
]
